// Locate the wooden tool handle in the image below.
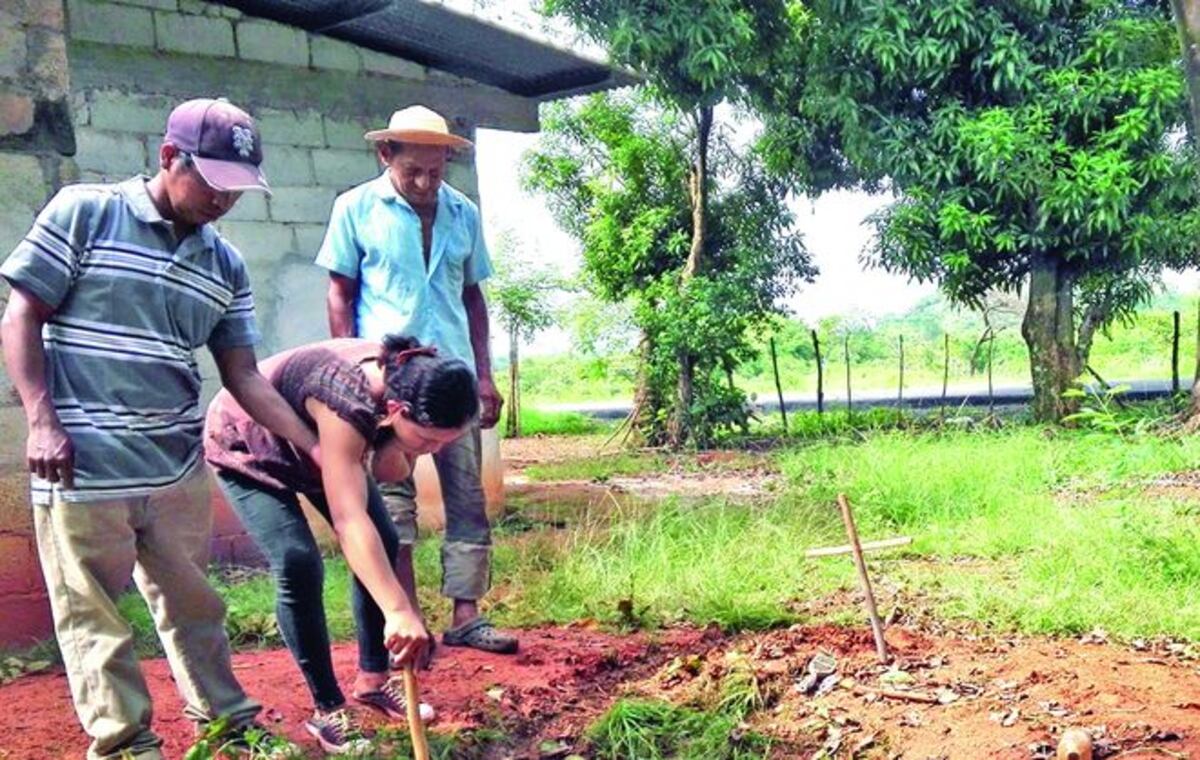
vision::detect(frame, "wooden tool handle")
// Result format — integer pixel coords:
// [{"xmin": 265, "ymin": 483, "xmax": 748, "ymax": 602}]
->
[
  {"xmin": 403, "ymin": 664, "xmax": 431, "ymax": 760},
  {"xmin": 838, "ymin": 493, "xmax": 890, "ymax": 664}
]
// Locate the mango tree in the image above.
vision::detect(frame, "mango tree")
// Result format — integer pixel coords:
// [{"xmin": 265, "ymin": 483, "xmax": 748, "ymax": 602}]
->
[
  {"xmin": 543, "ymin": 0, "xmax": 801, "ymax": 444},
  {"xmin": 758, "ymin": 0, "xmax": 1200, "ymax": 421},
  {"xmin": 523, "ymin": 91, "xmax": 811, "ymax": 445}
]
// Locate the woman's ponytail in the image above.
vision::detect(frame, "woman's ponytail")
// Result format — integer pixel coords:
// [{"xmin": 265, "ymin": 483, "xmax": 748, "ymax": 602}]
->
[{"xmin": 380, "ymin": 334, "xmax": 478, "ymax": 429}]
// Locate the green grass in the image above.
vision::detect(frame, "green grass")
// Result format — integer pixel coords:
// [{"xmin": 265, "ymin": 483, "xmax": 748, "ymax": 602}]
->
[
  {"xmin": 508, "ymin": 407, "xmax": 610, "ymax": 437},
  {"xmin": 121, "ymin": 420, "xmax": 1200, "ymax": 659},
  {"xmin": 587, "ymin": 699, "xmax": 775, "ymax": 760},
  {"xmin": 508, "ymin": 424, "xmax": 1200, "ymax": 639},
  {"xmin": 512, "ymin": 295, "xmax": 1200, "ymax": 406},
  {"xmin": 776, "ymin": 427, "xmax": 1200, "ymax": 638}
]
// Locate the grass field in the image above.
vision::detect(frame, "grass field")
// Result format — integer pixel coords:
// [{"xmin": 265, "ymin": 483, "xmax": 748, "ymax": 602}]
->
[
  {"xmin": 513, "ymin": 296, "xmax": 1200, "ymax": 407},
  {"xmin": 101, "ymin": 413, "xmax": 1200, "ymax": 657}
]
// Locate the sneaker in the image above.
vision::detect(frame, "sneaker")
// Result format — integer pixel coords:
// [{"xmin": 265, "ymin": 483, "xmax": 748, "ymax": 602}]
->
[
  {"xmin": 352, "ymin": 675, "xmax": 437, "ymax": 723},
  {"xmin": 304, "ymin": 706, "xmax": 375, "ymax": 755}
]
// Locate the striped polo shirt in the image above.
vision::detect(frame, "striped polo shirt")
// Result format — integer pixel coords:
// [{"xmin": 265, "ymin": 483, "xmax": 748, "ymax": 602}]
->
[{"xmin": 0, "ymin": 176, "xmax": 260, "ymax": 504}]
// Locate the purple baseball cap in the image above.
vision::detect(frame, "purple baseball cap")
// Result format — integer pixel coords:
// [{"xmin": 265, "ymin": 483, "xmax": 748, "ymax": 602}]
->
[{"xmin": 164, "ymin": 98, "xmax": 270, "ymax": 194}]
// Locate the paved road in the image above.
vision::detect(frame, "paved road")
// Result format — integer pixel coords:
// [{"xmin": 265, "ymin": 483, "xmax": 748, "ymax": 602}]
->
[{"xmin": 542, "ymin": 379, "xmax": 1185, "ymax": 420}]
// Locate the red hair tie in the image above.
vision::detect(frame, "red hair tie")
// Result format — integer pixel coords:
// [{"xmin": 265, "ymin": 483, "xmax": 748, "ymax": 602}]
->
[{"xmin": 379, "ymin": 345, "xmax": 438, "ymax": 368}]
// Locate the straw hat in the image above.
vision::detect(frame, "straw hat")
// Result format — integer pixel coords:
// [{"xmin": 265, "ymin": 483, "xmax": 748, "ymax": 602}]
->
[{"xmin": 364, "ymin": 105, "xmax": 473, "ymax": 149}]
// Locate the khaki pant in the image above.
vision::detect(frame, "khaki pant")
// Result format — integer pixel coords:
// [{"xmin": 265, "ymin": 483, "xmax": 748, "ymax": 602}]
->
[
  {"xmin": 34, "ymin": 465, "xmax": 260, "ymax": 760},
  {"xmin": 381, "ymin": 425, "xmax": 491, "ymax": 600}
]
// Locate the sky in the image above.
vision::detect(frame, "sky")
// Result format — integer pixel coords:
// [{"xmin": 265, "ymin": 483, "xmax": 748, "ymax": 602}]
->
[{"xmin": 474, "ymin": 128, "xmax": 937, "ymax": 355}]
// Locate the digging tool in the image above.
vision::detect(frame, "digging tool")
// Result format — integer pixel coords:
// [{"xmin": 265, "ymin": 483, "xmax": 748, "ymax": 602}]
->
[
  {"xmin": 837, "ymin": 494, "xmax": 889, "ymax": 664},
  {"xmin": 403, "ymin": 664, "xmax": 431, "ymax": 760}
]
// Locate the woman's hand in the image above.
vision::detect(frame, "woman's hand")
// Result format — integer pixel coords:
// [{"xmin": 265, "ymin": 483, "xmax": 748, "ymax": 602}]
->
[{"xmin": 384, "ymin": 608, "xmax": 431, "ymax": 668}]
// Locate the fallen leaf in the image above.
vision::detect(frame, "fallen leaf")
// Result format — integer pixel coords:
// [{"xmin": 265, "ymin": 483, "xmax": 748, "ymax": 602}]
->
[{"xmin": 880, "ymin": 669, "xmax": 914, "ymax": 687}]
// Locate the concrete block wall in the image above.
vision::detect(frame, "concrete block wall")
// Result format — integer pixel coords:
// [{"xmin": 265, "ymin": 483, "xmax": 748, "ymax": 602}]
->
[
  {"xmin": 63, "ymin": 0, "xmax": 508, "ymax": 366},
  {"xmin": 0, "ymin": 0, "xmax": 77, "ymax": 649}
]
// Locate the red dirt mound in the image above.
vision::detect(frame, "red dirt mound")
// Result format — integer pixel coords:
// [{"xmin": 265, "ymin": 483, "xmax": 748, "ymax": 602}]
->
[{"xmin": 0, "ymin": 625, "xmax": 714, "ymax": 759}]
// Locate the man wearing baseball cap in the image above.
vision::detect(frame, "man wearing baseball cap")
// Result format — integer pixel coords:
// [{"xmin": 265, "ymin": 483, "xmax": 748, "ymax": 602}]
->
[
  {"xmin": 316, "ymin": 105, "xmax": 517, "ymax": 672},
  {"xmin": 0, "ymin": 98, "xmax": 312, "ymax": 759}
]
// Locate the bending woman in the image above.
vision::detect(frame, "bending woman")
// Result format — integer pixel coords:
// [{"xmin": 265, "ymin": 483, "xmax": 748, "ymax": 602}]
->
[{"xmin": 204, "ymin": 335, "xmax": 477, "ymax": 754}]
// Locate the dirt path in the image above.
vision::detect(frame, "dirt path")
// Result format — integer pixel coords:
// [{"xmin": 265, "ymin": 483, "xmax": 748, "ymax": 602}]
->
[{"xmin": 4, "ymin": 622, "xmax": 1199, "ymax": 758}]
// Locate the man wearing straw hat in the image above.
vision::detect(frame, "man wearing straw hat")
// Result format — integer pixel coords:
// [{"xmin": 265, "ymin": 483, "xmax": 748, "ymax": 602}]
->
[{"xmin": 316, "ymin": 105, "xmax": 518, "ymax": 666}]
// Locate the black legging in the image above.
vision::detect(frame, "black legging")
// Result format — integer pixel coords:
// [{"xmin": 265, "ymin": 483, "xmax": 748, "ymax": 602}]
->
[{"xmin": 215, "ymin": 471, "xmax": 399, "ymax": 711}]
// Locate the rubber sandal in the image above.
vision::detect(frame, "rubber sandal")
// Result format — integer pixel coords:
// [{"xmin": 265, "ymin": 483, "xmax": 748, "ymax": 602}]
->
[{"xmin": 442, "ymin": 617, "xmax": 518, "ymax": 654}]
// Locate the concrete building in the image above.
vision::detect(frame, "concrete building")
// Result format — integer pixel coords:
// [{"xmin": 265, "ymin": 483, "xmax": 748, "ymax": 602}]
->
[{"xmin": 0, "ymin": 0, "xmax": 629, "ymax": 647}]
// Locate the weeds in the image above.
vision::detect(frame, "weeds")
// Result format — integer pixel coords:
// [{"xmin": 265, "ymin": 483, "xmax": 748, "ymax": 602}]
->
[
  {"xmin": 587, "ymin": 699, "xmax": 774, "ymax": 760},
  {"xmin": 183, "ymin": 717, "xmax": 302, "ymax": 760},
  {"xmin": 715, "ymin": 652, "xmax": 766, "ymax": 720}
]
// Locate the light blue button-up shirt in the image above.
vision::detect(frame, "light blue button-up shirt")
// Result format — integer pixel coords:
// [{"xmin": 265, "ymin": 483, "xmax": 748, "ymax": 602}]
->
[{"xmin": 315, "ymin": 174, "xmax": 493, "ymax": 374}]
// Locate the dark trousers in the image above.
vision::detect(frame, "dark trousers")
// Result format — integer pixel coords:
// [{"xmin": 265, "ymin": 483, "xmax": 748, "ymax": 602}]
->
[{"xmin": 215, "ymin": 471, "xmax": 399, "ymax": 711}]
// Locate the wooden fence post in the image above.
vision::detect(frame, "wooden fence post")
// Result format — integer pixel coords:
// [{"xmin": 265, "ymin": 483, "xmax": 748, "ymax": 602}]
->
[
  {"xmin": 897, "ymin": 335, "xmax": 905, "ymax": 410},
  {"xmin": 812, "ymin": 330, "xmax": 824, "ymax": 415},
  {"xmin": 987, "ymin": 335, "xmax": 995, "ymax": 416},
  {"xmin": 1194, "ymin": 301, "xmax": 1200, "ymax": 386},
  {"xmin": 769, "ymin": 336, "xmax": 788, "ymax": 434},
  {"xmin": 506, "ymin": 326, "xmax": 520, "ymax": 438},
  {"xmin": 844, "ymin": 334, "xmax": 853, "ymax": 421},
  {"xmin": 941, "ymin": 333, "xmax": 950, "ymax": 418},
  {"xmin": 1173, "ymin": 310, "xmax": 1181, "ymax": 394}
]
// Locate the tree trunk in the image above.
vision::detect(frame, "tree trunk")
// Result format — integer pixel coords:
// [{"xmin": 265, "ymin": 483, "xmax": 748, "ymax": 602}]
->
[
  {"xmin": 769, "ymin": 336, "xmax": 788, "ymax": 434},
  {"xmin": 1171, "ymin": 0, "xmax": 1200, "ymax": 418},
  {"xmin": 1021, "ymin": 252, "xmax": 1081, "ymax": 422},
  {"xmin": 505, "ymin": 325, "xmax": 520, "ymax": 438},
  {"xmin": 627, "ymin": 331, "xmax": 654, "ymax": 443},
  {"xmin": 1075, "ymin": 301, "xmax": 1109, "ymax": 372},
  {"xmin": 682, "ymin": 105, "xmax": 713, "ymax": 279},
  {"xmin": 1172, "ymin": 0, "xmax": 1200, "ymax": 142},
  {"xmin": 669, "ymin": 105, "xmax": 715, "ymax": 449}
]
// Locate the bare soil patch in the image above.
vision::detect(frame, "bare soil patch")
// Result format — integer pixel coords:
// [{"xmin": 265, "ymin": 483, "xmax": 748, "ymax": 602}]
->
[
  {"xmin": 4, "ymin": 623, "xmax": 1200, "ymax": 759},
  {"xmin": 638, "ymin": 624, "xmax": 1200, "ymax": 758},
  {"xmin": 501, "ymin": 434, "xmax": 616, "ymax": 470},
  {"xmin": 0, "ymin": 626, "xmax": 713, "ymax": 759},
  {"xmin": 503, "ymin": 436, "xmax": 779, "ymax": 502}
]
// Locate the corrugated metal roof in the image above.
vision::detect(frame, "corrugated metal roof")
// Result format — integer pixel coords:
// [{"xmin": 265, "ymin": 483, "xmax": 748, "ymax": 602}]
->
[{"xmin": 211, "ymin": 0, "xmax": 636, "ymax": 99}]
